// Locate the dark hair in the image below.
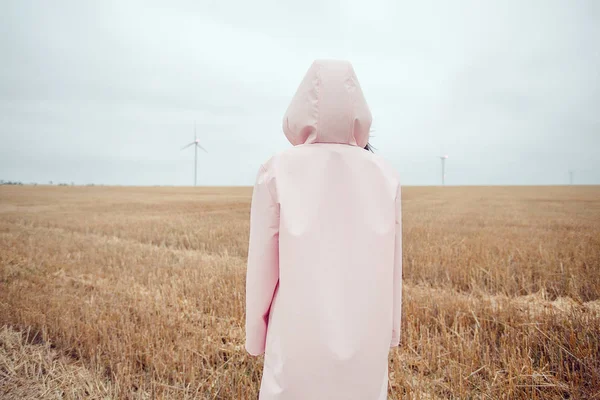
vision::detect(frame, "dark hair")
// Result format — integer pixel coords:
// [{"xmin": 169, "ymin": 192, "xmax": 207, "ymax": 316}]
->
[{"xmin": 364, "ymin": 142, "xmax": 375, "ymax": 152}]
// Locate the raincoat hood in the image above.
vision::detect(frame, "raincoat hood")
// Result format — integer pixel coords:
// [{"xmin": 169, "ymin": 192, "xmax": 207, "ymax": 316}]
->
[{"xmin": 282, "ymin": 59, "xmax": 372, "ymax": 148}]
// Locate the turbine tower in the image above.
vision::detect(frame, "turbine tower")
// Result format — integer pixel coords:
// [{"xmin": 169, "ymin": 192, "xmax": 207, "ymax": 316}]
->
[
  {"xmin": 439, "ymin": 155, "xmax": 448, "ymax": 185},
  {"xmin": 569, "ymin": 170, "xmax": 574, "ymax": 185},
  {"xmin": 181, "ymin": 123, "xmax": 208, "ymax": 186}
]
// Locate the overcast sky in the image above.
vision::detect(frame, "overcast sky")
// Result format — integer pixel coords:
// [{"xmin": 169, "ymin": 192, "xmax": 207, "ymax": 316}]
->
[{"xmin": 1, "ymin": 0, "xmax": 599, "ymax": 186}]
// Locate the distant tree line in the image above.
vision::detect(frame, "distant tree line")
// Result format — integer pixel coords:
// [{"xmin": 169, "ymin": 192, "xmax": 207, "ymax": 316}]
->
[
  {"xmin": 0, "ymin": 180, "xmax": 24, "ymax": 185},
  {"xmin": 0, "ymin": 180, "xmax": 79, "ymax": 186}
]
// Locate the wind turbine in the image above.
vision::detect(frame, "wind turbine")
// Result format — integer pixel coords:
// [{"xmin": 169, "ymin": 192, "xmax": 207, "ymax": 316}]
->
[
  {"xmin": 439, "ymin": 155, "xmax": 448, "ymax": 185},
  {"xmin": 569, "ymin": 170, "xmax": 574, "ymax": 185},
  {"xmin": 181, "ymin": 123, "xmax": 207, "ymax": 186}
]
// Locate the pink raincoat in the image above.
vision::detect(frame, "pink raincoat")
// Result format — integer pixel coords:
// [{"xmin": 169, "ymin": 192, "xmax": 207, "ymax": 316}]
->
[{"xmin": 245, "ymin": 59, "xmax": 402, "ymax": 400}]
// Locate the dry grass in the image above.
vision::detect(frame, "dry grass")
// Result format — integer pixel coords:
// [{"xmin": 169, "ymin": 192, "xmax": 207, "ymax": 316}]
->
[
  {"xmin": 1, "ymin": 185, "xmax": 599, "ymax": 399},
  {"xmin": 0, "ymin": 325, "xmax": 114, "ymax": 399}
]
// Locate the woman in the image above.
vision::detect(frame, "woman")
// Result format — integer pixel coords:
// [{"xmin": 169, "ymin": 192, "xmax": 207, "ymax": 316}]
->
[{"xmin": 245, "ymin": 59, "xmax": 402, "ymax": 400}]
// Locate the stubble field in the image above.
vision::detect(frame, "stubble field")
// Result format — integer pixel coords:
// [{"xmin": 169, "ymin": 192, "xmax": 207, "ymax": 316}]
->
[{"xmin": 1, "ymin": 185, "xmax": 599, "ymax": 399}]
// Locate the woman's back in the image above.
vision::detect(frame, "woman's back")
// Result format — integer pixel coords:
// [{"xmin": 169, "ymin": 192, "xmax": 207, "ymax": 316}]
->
[{"xmin": 245, "ymin": 60, "xmax": 402, "ymax": 400}]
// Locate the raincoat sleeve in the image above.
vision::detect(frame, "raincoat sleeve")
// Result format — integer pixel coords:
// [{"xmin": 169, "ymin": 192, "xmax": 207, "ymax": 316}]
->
[
  {"xmin": 245, "ymin": 164, "xmax": 280, "ymax": 356},
  {"xmin": 391, "ymin": 183, "xmax": 403, "ymax": 347}
]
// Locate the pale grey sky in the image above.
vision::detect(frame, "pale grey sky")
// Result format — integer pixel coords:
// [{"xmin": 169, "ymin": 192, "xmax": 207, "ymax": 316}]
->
[{"xmin": 1, "ymin": 0, "xmax": 599, "ymax": 186}]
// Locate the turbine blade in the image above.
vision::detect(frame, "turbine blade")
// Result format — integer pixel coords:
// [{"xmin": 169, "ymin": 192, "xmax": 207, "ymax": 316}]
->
[
  {"xmin": 196, "ymin": 143, "xmax": 208, "ymax": 153},
  {"xmin": 181, "ymin": 142, "xmax": 195, "ymax": 150}
]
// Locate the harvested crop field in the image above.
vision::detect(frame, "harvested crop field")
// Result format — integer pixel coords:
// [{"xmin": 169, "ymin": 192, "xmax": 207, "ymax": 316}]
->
[{"xmin": 1, "ymin": 185, "xmax": 599, "ymax": 399}]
